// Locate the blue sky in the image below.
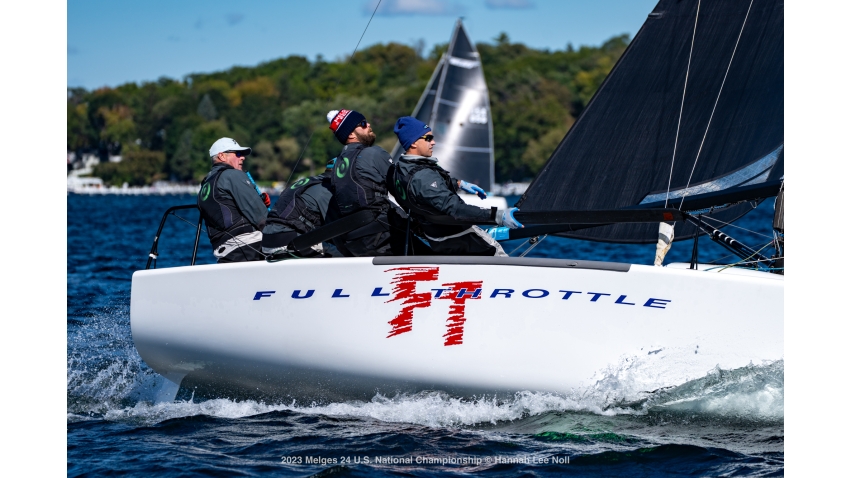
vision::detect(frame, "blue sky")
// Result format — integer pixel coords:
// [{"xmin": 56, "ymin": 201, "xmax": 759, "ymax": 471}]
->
[{"xmin": 68, "ymin": 0, "xmax": 658, "ymax": 90}]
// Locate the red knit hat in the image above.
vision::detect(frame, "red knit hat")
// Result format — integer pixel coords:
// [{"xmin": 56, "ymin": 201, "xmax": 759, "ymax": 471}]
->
[{"xmin": 327, "ymin": 109, "xmax": 366, "ymax": 144}]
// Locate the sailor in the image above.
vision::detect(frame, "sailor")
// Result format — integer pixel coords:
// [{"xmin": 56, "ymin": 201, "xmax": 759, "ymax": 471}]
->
[
  {"xmin": 389, "ymin": 116, "xmax": 522, "ymax": 256},
  {"xmin": 197, "ymin": 137, "xmax": 270, "ymax": 263},
  {"xmin": 260, "ymin": 159, "xmax": 338, "ymax": 258},
  {"xmin": 325, "ymin": 109, "xmax": 432, "ymax": 256}
]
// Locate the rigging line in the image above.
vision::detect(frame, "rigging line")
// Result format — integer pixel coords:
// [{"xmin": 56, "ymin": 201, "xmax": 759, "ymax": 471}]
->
[
  {"xmin": 508, "ymin": 238, "xmax": 532, "ymax": 256},
  {"xmin": 716, "ymin": 240, "xmax": 773, "ymax": 272},
  {"xmin": 704, "ymin": 253, "xmax": 781, "ymax": 271},
  {"xmin": 697, "ymin": 214, "xmax": 774, "ymax": 240},
  {"xmin": 665, "ymin": 0, "xmax": 701, "ymax": 208},
  {"xmin": 170, "ymin": 212, "xmax": 268, "ymax": 258},
  {"xmin": 519, "ymin": 235, "xmax": 547, "ymax": 258},
  {"xmin": 703, "ymin": 240, "xmax": 775, "ymax": 264},
  {"xmin": 282, "ymin": 0, "xmax": 384, "ymax": 189},
  {"xmin": 679, "ymin": 0, "xmax": 755, "ymax": 210},
  {"xmin": 706, "ymin": 252, "xmax": 738, "ymax": 265}
]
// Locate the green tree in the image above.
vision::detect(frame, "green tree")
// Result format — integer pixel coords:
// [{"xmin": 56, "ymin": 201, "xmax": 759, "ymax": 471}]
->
[
  {"xmin": 93, "ymin": 150, "xmax": 165, "ymax": 186},
  {"xmin": 68, "ymin": 34, "xmax": 628, "ymax": 184}
]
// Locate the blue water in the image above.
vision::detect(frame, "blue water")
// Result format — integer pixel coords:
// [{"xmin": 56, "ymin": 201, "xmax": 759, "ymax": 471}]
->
[{"xmin": 67, "ymin": 194, "xmax": 783, "ymax": 477}]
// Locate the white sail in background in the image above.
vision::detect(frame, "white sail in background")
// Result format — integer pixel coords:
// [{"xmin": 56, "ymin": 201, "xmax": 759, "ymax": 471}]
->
[{"xmin": 392, "ymin": 19, "xmax": 497, "ymax": 194}]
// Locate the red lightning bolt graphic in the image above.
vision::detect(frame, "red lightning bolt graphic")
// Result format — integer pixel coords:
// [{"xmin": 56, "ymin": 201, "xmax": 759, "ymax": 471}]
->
[
  {"xmin": 439, "ymin": 281, "xmax": 483, "ymax": 346},
  {"xmin": 385, "ymin": 267, "xmax": 440, "ymax": 338}
]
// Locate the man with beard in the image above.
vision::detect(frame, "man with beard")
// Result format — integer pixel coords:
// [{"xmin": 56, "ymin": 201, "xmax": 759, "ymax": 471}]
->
[{"xmin": 325, "ymin": 109, "xmax": 431, "ymax": 256}]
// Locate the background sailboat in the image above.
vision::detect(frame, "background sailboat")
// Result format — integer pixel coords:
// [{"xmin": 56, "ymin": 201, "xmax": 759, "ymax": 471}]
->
[
  {"xmin": 518, "ymin": 0, "xmax": 783, "ymax": 246},
  {"xmin": 391, "ymin": 19, "xmax": 507, "ymax": 210}
]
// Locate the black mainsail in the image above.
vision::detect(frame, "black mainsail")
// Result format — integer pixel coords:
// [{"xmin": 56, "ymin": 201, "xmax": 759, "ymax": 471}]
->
[
  {"xmin": 517, "ymin": 0, "xmax": 783, "ymax": 244},
  {"xmin": 391, "ymin": 19, "xmax": 496, "ymax": 192}
]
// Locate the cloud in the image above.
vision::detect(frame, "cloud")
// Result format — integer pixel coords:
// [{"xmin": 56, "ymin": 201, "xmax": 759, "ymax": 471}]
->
[
  {"xmin": 226, "ymin": 13, "xmax": 244, "ymax": 26},
  {"xmin": 364, "ymin": 0, "xmax": 465, "ymax": 16},
  {"xmin": 485, "ymin": 0, "xmax": 535, "ymax": 9}
]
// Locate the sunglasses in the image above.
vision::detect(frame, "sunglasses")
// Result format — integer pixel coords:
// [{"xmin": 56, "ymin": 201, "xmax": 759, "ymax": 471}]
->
[
  {"xmin": 419, "ymin": 134, "xmax": 434, "ymax": 142},
  {"xmin": 227, "ymin": 150, "xmax": 248, "ymax": 158},
  {"xmin": 356, "ymin": 120, "xmax": 368, "ymax": 128}
]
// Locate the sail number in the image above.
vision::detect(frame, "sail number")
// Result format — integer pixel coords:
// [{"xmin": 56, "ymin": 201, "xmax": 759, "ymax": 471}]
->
[{"xmin": 469, "ymin": 107, "xmax": 488, "ymax": 124}]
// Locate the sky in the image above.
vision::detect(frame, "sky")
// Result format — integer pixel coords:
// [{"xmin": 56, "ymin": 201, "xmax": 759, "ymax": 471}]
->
[{"xmin": 68, "ymin": 0, "xmax": 658, "ymax": 90}]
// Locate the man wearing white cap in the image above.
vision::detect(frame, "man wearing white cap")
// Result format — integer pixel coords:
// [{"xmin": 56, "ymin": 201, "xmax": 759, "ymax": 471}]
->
[{"xmin": 197, "ymin": 137, "xmax": 270, "ymax": 262}]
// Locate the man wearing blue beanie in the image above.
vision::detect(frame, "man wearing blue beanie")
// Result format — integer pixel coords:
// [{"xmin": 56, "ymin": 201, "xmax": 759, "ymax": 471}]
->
[{"xmin": 389, "ymin": 116, "xmax": 522, "ymax": 256}]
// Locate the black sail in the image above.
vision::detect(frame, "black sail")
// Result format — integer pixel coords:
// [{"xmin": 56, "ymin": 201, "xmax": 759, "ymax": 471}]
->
[
  {"xmin": 391, "ymin": 19, "xmax": 495, "ymax": 191},
  {"xmin": 517, "ymin": 0, "xmax": 784, "ymax": 243}
]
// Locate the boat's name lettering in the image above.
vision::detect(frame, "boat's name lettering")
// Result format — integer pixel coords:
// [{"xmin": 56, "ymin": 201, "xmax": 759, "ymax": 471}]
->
[
  {"xmin": 644, "ymin": 298, "xmax": 672, "ymax": 308},
  {"xmin": 253, "ymin": 291, "xmax": 275, "ymax": 300},
  {"xmin": 253, "ymin": 267, "xmax": 670, "ymax": 347},
  {"xmin": 254, "ymin": 288, "xmax": 670, "ymax": 308}
]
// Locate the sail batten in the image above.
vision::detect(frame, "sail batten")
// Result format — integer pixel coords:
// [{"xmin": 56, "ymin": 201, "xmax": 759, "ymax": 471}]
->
[{"xmin": 518, "ymin": 0, "xmax": 783, "ymax": 244}]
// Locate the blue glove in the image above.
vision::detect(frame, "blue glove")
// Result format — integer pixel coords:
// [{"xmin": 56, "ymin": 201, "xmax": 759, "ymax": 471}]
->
[
  {"xmin": 484, "ymin": 226, "xmax": 510, "ymax": 240},
  {"xmin": 459, "ymin": 180, "xmax": 487, "ymax": 199},
  {"xmin": 497, "ymin": 207, "xmax": 523, "ymax": 229}
]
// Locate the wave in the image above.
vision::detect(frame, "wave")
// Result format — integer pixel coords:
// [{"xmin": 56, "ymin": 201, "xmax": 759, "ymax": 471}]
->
[
  {"xmin": 67, "ymin": 359, "xmax": 783, "ymax": 429},
  {"xmin": 68, "ymin": 299, "xmax": 782, "ymax": 428}
]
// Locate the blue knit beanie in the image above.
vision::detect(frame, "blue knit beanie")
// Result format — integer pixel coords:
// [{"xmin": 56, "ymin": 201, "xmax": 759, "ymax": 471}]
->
[{"xmin": 394, "ymin": 116, "xmax": 432, "ymax": 152}]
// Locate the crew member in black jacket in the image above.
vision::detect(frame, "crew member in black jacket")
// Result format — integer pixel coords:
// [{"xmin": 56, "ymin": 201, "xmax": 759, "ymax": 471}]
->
[
  {"xmin": 325, "ymin": 109, "xmax": 431, "ymax": 256},
  {"xmin": 260, "ymin": 159, "xmax": 337, "ymax": 258},
  {"xmin": 197, "ymin": 137, "xmax": 270, "ymax": 262},
  {"xmin": 389, "ymin": 116, "xmax": 522, "ymax": 256}
]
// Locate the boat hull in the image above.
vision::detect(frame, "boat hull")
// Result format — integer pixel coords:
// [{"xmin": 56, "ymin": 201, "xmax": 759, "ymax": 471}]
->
[{"xmin": 130, "ymin": 256, "xmax": 783, "ymax": 402}]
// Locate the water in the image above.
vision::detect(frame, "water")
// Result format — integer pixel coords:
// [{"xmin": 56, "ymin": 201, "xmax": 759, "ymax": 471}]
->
[{"xmin": 67, "ymin": 194, "xmax": 783, "ymax": 476}]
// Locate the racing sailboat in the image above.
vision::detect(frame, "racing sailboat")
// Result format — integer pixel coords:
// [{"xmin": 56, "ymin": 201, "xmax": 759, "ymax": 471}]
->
[
  {"xmin": 131, "ymin": 0, "xmax": 783, "ymax": 403},
  {"xmin": 390, "ymin": 19, "xmax": 508, "ymax": 210}
]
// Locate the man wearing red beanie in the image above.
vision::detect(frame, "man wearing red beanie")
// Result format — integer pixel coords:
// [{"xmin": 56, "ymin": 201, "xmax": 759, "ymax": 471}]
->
[{"xmin": 325, "ymin": 109, "xmax": 431, "ymax": 256}]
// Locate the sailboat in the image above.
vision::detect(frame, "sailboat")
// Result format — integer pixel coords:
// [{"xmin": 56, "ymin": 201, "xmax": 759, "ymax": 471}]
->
[
  {"xmin": 131, "ymin": 0, "xmax": 783, "ymax": 403},
  {"xmin": 390, "ymin": 19, "xmax": 508, "ymax": 211}
]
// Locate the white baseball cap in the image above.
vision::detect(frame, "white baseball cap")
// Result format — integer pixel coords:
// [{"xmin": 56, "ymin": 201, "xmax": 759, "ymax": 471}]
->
[{"xmin": 209, "ymin": 137, "xmax": 252, "ymax": 158}]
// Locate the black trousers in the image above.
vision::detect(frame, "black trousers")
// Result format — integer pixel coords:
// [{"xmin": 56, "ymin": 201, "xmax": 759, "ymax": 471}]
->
[
  {"xmin": 333, "ymin": 207, "xmax": 433, "ymax": 257},
  {"xmin": 217, "ymin": 244, "xmax": 264, "ymax": 263},
  {"xmin": 420, "ymin": 224, "xmax": 506, "ymax": 256}
]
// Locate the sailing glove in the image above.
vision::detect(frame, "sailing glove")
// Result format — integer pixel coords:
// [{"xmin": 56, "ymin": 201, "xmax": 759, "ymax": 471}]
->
[
  {"xmin": 260, "ymin": 192, "xmax": 271, "ymax": 208},
  {"xmin": 458, "ymin": 180, "xmax": 487, "ymax": 199},
  {"xmin": 497, "ymin": 207, "xmax": 523, "ymax": 229}
]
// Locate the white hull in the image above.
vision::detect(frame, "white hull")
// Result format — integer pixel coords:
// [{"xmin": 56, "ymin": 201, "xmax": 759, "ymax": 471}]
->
[{"xmin": 130, "ymin": 256, "xmax": 783, "ymax": 401}]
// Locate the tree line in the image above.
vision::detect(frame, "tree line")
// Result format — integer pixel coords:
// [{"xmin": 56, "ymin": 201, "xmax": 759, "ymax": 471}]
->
[{"xmin": 67, "ymin": 33, "xmax": 629, "ymax": 186}]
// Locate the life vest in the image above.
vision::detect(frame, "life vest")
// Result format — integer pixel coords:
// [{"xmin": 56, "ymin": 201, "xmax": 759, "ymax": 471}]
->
[
  {"xmin": 197, "ymin": 165, "xmax": 259, "ymax": 249},
  {"xmin": 266, "ymin": 175, "xmax": 327, "ymax": 234},
  {"xmin": 330, "ymin": 143, "xmax": 389, "ymax": 215},
  {"xmin": 389, "ymin": 157, "xmax": 459, "ymax": 223}
]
